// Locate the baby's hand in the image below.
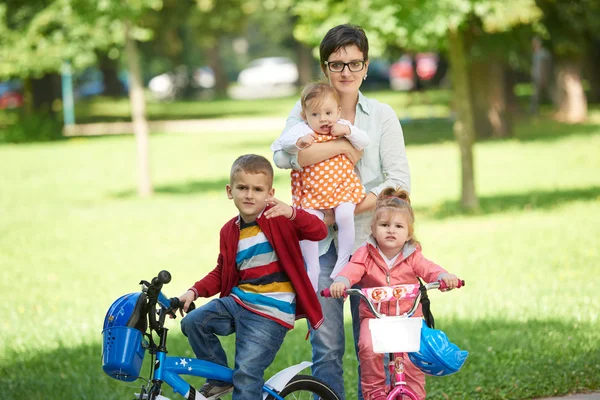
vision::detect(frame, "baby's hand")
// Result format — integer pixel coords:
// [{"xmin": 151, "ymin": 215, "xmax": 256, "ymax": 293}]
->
[
  {"xmin": 330, "ymin": 123, "xmax": 350, "ymax": 137},
  {"xmin": 330, "ymin": 282, "xmax": 347, "ymax": 298},
  {"xmin": 439, "ymin": 273, "xmax": 459, "ymax": 290},
  {"xmin": 296, "ymin": 133, "xmax": 316, "ymax": 149},
  {"xmin": 264, "ymin": 197, "xmax": 293, "ymax": 219}
]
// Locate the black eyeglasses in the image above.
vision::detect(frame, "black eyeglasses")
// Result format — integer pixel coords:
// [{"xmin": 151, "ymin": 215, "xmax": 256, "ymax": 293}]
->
[{"xmin": 324, "ymin": 60, "xmax": 366, "ymax": 73}]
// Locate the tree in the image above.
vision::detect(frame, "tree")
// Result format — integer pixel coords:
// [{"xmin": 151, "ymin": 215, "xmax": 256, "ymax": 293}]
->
[
  {"xmin": 0, "ymin": 0, "xmax": 162, "ymax": 197},
  {"xmin": 184, "ymin": 0, "xmax": 259, "ymax": 97},
  {"xmin": 535, "ymin": 0, "xmax": 600, "ymax": 123},
  {"xmin": 292, "ymin": 0, "xmax": 542, "ymax": 210}
]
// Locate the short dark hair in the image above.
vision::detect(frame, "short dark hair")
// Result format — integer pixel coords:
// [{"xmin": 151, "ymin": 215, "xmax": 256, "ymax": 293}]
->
[
  {"xmin": 319, "ymin": 24, "xmax": 369, "ymax": 65},
  {"xmin": 230, "ymin": 154, "xmax": 274, "ymax": 184}
]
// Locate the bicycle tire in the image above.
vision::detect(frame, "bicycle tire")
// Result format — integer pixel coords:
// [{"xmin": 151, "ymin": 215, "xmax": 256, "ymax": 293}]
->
[{"xmin": 266, "ymin": 374, "xmax": 340, "ymax": 400}]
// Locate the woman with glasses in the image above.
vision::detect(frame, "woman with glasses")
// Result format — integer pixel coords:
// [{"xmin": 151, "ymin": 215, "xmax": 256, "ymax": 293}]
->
[{"xmin": 272, "ymin": 24, "xmax": 411, "ymax": 400}]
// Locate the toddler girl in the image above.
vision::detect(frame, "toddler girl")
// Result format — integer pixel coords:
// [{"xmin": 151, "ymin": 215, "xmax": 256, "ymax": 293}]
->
[
  {"xmin": 271, "ymin": 82, "xmax": 370, "ymax": 290},
  {"xmin": 329, "ymin": 187, "xmax": 459, "ymax": 400}
]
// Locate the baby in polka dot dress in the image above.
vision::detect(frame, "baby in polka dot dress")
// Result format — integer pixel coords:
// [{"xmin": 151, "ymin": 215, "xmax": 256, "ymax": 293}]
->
[{"xmin": 271, "ymin": 82, "xmax": 370, "ymax": 290}]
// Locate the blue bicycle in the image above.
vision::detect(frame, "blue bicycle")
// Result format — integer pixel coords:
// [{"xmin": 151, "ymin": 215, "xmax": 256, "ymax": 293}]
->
[{"xmin": 102, "ymin": 270, "xmax": 339, "ymax": 400}]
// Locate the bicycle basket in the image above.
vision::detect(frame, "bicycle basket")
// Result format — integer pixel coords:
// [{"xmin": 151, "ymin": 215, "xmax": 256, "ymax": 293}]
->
[
  {"xmin": 102, "ymin": 292, "xmax": 148, "ymax": 381},
  {"xmin": 368, "ymin": 316, "xmax": 422, "ymax": 353},
  {"xmin": 408, "ymin": 320, "xmax": 468, "ymax": 376}
]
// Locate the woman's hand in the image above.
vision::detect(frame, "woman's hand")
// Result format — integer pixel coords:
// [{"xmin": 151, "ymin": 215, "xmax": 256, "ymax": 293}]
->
[
  {"xmin": 330, "ymin": 282, "xmax": 347, "ymax": 298},
  {"xmin": 342, "ymin": 140, "xmax": 363, "ymax": 165},
  {"xmin": 355, "ymin": 193, "xmax": 377, "ymax": 215}
]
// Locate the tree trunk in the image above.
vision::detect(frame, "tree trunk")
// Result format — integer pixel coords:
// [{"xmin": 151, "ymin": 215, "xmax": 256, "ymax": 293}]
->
[
  {"xmin": 487, "ymin": 61, "xmax": 512, "ymax": 138},
  {"xmin": 31, "ymin": 73, "xmax": 61, "ymax": 117},
  {"xmin": 505, "ymin": 68, "xmax": 522, "ymax": 118},
  {"xmin": 448, "ymin": 27, "xmax": 479, "ymax": 211},
  {"xmin": 125, "ymin": 21, "xmax": 153, "ymax": 198},
  {"xmin": 296, "ymin": 41, "xmax": 314, "ymax": 86},
  {"xmin": 98, "ymin": 53, "xmax": 123, "ymax": 97},
  {"xmin": 469, "ymin": 59, "xmax": 513, "ymax": 139},
  {"xmin": 554, "ymin": 59, "xmax": 587, "ymax": 123},
  {"xmin": 584, "ymin": 39, "xmax": 600, "ymax": 103},
  {"xmin": 468, "ymin": 59, "xmax": 493, "ymax": 139},
  {"xmin": 206, "ymin": 40, "xmax": 228, "ymax": 98}
]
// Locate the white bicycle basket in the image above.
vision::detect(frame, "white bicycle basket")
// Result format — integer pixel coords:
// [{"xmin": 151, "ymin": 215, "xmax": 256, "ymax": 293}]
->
[{"xmin": 368, "ymin": 317, "xmax": 422, "ymax": 353}]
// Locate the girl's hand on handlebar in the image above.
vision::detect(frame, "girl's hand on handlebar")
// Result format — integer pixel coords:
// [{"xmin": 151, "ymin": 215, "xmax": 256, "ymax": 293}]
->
[
  {"xmin": 178, "ymin": 290, "xmax": 196, "ymax": 316},
  {"xmin": 438, "ymin": 273, "xmax": 460, "ymax": 290},
  {"xmin": 329, "ymin": 282, "xmax": 347, "ymax": 298}
]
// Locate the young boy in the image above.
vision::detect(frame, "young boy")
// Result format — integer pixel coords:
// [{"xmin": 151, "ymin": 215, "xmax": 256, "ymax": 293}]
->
[{"xmin": 178, "ymin": 154, "xmax": 327, "ymax": 400}]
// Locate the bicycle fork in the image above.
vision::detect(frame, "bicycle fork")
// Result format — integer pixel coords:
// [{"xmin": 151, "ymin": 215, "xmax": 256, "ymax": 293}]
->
[{"xmin": 386, "ymin": 354, "xmax": 418, "ymax": 400}]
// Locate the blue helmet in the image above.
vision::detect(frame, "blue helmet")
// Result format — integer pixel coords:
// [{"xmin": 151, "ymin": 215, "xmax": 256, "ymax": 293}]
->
[
  {"xmin": 102, "ymin": 292, "xmax": 148, "ymax": 381},
  {"xmin": 408, "ymin": 320, "xmax": 468, "ymax": 376}
]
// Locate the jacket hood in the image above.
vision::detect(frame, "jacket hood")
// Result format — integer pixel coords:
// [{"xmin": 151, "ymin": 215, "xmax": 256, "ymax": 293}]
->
[{"xmin": 365, "ymin": 235, "xmax": 418, "ymax": 264}]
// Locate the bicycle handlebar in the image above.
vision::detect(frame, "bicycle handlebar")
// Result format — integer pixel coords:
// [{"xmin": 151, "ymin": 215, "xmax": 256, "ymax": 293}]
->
[
  {"xmin": 143, "ymin": 271, "xmax": 196, "ymax": 332},
  {"xmin": 320, "ymin": 279, "xmax": 465, "ymax": 319}
]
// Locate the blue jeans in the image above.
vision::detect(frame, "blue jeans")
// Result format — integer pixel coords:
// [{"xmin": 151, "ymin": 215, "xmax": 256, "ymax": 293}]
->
[
  {"xmin": 309, "ymin": 242, "xmax": 365, "ymax": 400},
  {"xmin": 181, "ymin": 296, "xmax": 289, "ymax": 400}
]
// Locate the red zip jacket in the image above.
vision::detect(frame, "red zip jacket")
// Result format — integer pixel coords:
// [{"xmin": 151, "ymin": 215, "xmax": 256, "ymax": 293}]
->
[{"xmin": 190, "ymin": 205, "xmax": 327, "ymax": 329}]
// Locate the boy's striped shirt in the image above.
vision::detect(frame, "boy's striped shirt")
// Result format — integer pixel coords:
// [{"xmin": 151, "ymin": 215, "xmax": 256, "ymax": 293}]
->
[{"xmin": 231, "ymin": 219, "xmax": 296, "ymax": 328}]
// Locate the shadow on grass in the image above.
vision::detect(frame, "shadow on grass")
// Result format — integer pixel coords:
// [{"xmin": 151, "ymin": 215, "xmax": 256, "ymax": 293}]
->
[
  {"xmin": 113, "ymin": 175, "xmax": 290, "ymax": 198},
  {"xmin": 1, "ymin": 318, "xmax": 597, "ymax": 399},
  {"xmin": 416, "ymin": 186, "xmax": 600, "ymax": 220},
  {"xmin": 513, "ymin": 114, "xmax": 600, "ymax": 143},
  {"xmin": 423, "ymin": 318, "xmax": 600, "ymax": 399}
]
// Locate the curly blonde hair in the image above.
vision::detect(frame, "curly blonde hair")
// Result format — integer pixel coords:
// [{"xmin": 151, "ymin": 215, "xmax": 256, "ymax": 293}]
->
[{"xmin": 371, "ymin": 187, "xmax": 418, "ymax": 245}]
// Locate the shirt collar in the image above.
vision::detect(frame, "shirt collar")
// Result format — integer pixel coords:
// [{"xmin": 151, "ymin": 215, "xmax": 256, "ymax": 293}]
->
[
  {"xmin": 357, "ymin": 91, "xmax": 370, "ymax": 115},
  {"xmin": 235, "ymin": 207, "xmax": 267, "ymax": 227}
]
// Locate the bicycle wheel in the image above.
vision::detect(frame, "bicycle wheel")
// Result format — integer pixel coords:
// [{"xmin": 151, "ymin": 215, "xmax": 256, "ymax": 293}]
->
[{"xmin": 266, "ymin": 374, "xmax": 340, "ymax": 400}]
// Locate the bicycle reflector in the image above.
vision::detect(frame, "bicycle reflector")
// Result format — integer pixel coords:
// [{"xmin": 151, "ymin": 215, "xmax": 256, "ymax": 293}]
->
[
  {"xmin": 408, "ymin": 320, "xmax": 468, "ymax": 376},
  {"xmin": 102, "ymin": 292, "xmax": 148, "ymax": 381}
]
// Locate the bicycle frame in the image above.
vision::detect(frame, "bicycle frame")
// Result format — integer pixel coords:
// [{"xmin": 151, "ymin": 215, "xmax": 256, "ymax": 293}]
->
[
  {"xmin": 143, "ymin": 288, "xmax": 313, "ymax": 400},
  {"xmin": 323, "ymin": 280, "xmax": 462, "ymax": 400}
]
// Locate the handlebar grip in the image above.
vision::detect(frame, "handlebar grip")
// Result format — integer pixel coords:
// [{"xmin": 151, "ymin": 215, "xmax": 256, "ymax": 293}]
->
[
  {"xmin": 158, "ymin": 270, "xmax": 171, "ymax": 284},
  {"xmin": 320, "ymin": 288, "xmax": 332, "ymax": 297},
  {"xmin": 169, "ymin": 297, "xmax": 196, "ymax": 313},
  {"xmin": 438, "ymin": 279, "xmax": 465, "ymax": 290}
]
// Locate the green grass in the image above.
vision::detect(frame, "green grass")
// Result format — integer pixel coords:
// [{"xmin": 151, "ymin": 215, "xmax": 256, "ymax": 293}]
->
[
  {"xmin": 1, "ymin": 114, "xmax": 600, "ymax": 399},
  {"xmin": 0, "ymin": 88, "xmax": 453, "ymax": 125}
]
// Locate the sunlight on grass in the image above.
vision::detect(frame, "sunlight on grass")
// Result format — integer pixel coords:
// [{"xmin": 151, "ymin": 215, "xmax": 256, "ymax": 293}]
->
[{"xmin": 1, "ymin": 118, "xmax": 599, "ymax": 399}]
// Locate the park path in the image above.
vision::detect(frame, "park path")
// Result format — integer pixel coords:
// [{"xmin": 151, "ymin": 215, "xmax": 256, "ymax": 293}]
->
[
  {"xmin": 63, "ymin": 116, "xmax": 285, "ymax": 136},
  {"xmin": 535, "ymin": 393, "xmax": 600, "ymax": 400}
]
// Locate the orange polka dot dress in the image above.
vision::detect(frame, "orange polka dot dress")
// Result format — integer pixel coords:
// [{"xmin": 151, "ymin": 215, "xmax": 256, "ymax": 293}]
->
[{"xmin": 291, "ymin": 133, "xmax": 365, "ymax": 209}]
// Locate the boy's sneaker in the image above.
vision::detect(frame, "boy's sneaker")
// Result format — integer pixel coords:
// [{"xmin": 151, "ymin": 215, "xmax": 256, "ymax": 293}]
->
[{"xmin": 198, "ymin": 382, "xmax": 234, "ymax": 399}]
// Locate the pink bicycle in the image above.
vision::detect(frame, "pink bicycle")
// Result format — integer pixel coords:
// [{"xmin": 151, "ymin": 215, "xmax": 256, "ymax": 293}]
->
[{"xmin": 322, "ymin": 280, "xmax": 468, "ymax": 400}]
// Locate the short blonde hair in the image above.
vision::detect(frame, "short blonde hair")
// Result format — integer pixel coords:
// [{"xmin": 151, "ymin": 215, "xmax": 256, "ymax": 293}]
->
[
  {"xmin": 230, "ymin": 154, "xmax": 274, "ymax": 185},
  {"xmin": 300, "ymin": 82, "xmax": 340, "ymax": 113}
]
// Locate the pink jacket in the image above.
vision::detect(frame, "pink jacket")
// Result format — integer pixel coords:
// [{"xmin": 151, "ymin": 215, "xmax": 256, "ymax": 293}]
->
[{"xmin": 334, "ymin": 237, "xmax": 447, "ymax": 319}]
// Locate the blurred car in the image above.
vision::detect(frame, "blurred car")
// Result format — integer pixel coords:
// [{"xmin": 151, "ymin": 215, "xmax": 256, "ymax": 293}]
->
[
  {"xmin": 389, "ymin": 52, "xmax": 441, "ymax": 91},
  {"xmin": 74, "ymin": 68, "xmax": 105, "ymax": 98},
  {"xmin": 361, "ymin": 59, "xmax": 391, "ymax": 90},
  {"xmin": 148, "ymin": 66, "xmax": 215, "ymax": 101},
  {"xmin": 0, "ymin": 80, "xmax": 24, "ymax": 109},
  {"xmin": 237, "ymin": 57, "xmax": 298, "ymax": 87}
]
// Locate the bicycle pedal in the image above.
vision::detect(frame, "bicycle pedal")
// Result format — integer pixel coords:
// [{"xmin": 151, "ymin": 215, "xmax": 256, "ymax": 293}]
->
[{"xmin": 133, "ymin": 393, "xmax": 171, "ymax": 400}]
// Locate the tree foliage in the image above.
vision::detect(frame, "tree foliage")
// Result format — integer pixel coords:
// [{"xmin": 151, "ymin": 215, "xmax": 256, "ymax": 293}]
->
[{"xmin": 0, "ymin": 0, "xmax": 161, "ymax": 79}]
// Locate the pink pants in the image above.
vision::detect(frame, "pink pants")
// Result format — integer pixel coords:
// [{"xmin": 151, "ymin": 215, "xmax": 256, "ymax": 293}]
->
[{"xmin": 359, "ymin": 317, "xmax": 426, "ymax": 400}]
